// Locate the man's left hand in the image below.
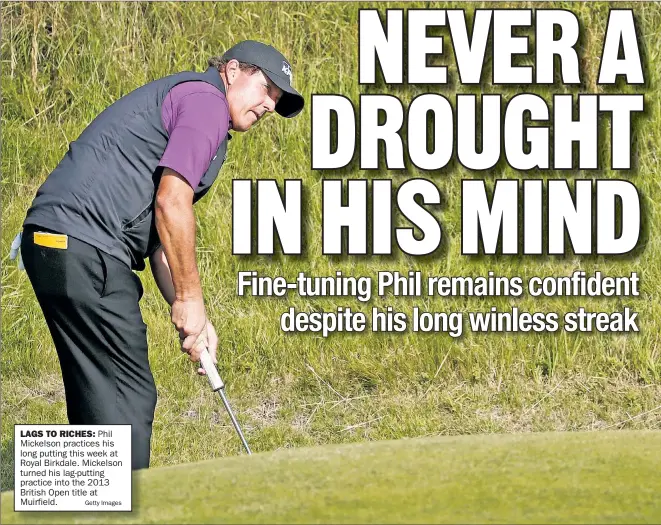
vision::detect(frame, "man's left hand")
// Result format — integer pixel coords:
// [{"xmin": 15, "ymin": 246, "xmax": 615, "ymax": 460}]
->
[{"xmin": 181, "ymin": 319, "xmax": 218, "ymax": 376}]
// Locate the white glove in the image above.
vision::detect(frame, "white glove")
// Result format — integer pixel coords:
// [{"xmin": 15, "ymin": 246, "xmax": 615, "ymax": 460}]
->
[{"xmin": 9, "ymin": 232, "xmax": 24, "ymax": 270}]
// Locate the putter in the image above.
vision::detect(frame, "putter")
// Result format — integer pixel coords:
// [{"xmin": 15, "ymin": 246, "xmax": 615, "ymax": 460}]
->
[{"xmin": 199, "ymin": 349, "xmax": 252, "ymax": 455}]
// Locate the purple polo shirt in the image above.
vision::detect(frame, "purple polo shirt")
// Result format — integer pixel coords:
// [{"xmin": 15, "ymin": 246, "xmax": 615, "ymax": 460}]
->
[{"xmin": 158, "ymin": 81, "xmax": 230, "ymax": 189}]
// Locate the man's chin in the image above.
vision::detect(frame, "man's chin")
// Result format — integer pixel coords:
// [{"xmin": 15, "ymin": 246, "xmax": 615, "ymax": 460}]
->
[
  {"xmin": 233, "ymin": 122, "xmax": 251, "ymax": 132},
  {"xmin": 233, "ymin": 117, "xmax": 257, "ymax": 132}
]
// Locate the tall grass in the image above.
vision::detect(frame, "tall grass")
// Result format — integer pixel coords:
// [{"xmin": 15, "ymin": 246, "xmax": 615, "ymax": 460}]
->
[{"xmin": 2, "ymin": 1, "xmax": 660, "ymax": 490}]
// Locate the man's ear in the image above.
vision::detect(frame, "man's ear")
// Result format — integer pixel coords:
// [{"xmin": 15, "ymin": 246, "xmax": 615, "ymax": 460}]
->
[{"xmin": 225, "ymin": 59, "xmax": 240, "ymax": 85}]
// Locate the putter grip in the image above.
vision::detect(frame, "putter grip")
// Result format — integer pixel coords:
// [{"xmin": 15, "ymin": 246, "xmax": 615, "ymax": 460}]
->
[{"xmin": 200, "ymin": 349, "xmax": 224, "ymax": 391}]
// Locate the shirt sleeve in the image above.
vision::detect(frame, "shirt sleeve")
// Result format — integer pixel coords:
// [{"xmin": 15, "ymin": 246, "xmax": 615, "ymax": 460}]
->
[{"xmin": 158, "ymin": 82, "xmax": 230, "ymax": 189}]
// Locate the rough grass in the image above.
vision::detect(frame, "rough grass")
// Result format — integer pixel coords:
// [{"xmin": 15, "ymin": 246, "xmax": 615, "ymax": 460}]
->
[
  {"xmin": 2, "ymin": 430, "xmax": 660, "ymax": 524},
  {"xmin": 2, "ymin": 0, "xmax": 660, "ymax": 496}
]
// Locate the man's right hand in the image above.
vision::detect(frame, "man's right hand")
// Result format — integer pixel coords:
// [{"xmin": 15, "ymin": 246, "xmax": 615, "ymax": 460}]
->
[{"xmin": 171, "ymin": 298, "xmax": 208, "ymax": 362}]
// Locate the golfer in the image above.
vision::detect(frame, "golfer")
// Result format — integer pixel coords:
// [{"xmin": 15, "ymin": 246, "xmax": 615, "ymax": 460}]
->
[{"xmin": 17, "ymin": 41, "xmax": 303, "ymax": 470}]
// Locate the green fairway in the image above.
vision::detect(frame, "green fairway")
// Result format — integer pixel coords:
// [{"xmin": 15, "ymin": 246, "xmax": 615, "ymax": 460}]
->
[
  {"xmin": 2, "ymin": 0, "xmax": 660, "ymax": 505},
  {"xmin": 2, "ymin": 430, "xmax": 659, "ymax": 524}
]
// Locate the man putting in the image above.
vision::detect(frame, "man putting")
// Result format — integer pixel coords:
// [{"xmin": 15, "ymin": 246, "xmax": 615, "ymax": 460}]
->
[{"xmin": 18, "ymin": 40, "xmax": 304, "ymax": 470}]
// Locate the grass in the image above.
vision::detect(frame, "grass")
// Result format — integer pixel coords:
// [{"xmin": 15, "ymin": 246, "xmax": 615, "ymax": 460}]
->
[
  {"xmin": 2, "ymin": 430, "xmax": 660, "ymax": 523},
  {"xmin": 1, "ymin": 0, "xmax": 660, "ymax": 503}
]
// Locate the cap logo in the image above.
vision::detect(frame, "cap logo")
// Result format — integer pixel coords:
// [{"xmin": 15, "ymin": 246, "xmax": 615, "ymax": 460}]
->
[{"xmin": 282, "ymin": 61, "xmax": 292, "ymax": 82}]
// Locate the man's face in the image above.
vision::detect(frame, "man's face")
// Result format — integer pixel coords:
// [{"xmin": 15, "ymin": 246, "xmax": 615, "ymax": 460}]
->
[{"xmin": 225, "ymin": 63, "xmax": 283, "ymax": 132}]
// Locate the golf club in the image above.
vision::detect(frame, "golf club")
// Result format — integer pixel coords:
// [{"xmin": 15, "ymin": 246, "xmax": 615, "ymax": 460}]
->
[{"xmin": 199, "ymin": 348, "xmax": 252, "ymax": 455}]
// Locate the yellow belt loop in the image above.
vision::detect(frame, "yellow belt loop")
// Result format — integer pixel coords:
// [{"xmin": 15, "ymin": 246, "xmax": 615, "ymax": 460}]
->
[{"xmin": 34, "ymin": 232, "xmax": 68, "ymax": 250}]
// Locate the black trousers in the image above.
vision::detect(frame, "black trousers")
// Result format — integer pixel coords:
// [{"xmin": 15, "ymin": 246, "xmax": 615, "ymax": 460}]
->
[{"xmin": 21, "ymin": 226, "xmax": 157, "ymax": 470}]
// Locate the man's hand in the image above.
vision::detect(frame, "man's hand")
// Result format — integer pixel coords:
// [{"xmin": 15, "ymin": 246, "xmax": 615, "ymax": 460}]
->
[
  {"xmin": 196, "ymin": 320, "xmax": 218, "ymax": 376},
  {"xmin": 171, "ymin": 297, "xmax": 207, "ymax": 356},
  {"xmin": 171, "ymin": 299, "xmax": 218, "ymax": 375}
]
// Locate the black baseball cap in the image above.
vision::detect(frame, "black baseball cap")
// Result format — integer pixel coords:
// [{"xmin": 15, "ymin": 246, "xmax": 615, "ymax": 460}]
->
[{"xmin": 222, "ymin": 40, "xmax": 304, "ymax": 118}]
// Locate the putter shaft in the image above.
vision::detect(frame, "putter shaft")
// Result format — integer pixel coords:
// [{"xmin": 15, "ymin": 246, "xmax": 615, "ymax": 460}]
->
[
  {"xmin": 217, "ymin": 388, "xmax": 252, "ymax": 455},
  {"xmin": 200, "ymin": 349, "xmax": 252, "ymax": 455}
]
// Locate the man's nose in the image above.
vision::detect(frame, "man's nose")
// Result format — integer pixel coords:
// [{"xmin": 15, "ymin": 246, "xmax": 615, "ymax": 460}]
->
[{"xmin": 264, "ymin": 96, "xmax": 276, "ymax": 112}]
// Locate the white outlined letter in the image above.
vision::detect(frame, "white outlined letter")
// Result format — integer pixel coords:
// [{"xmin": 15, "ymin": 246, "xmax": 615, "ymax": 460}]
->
[
  {"xmin": 396, "ymin": 179, "xmax": 442, "ymax": 255},
  {"xmin": 359, "ymin": 9, "xmax": 404, "ymax": 84},
  {"xmin": 457, "ymin": 95, "xmax": 501, "ymax": 170},
  {"xmin": 447, "ymin": 9, "xmax": 492, "ymax": 84},
  {"xmin": 312, "ymin": 95, "xmax": 356, "ymax": 169},
  {"xmin": 548, "ymin": 180, "xmax": 592, "ymax": 254},
  {"xmin": 360, "ymin": 95, "xmax": 405, "ymax": 170},
  {"xmin": 323, "ymin": 180, "xmax": 368, "ymax": 254},
  {"xmin": 598, "ymin": 95, "xmax": 644, "ymax": 169},
  {"xmin": 553, "ymin": 95, "xmax": 598, "ymax": 169},
  {"xmin": 493, "ymin": 10, "xmax": 533, "ymax": 84},
  {"xmin": 232, "ymin": 180, "xmax": 252, "ymax": 254},
  {"xmin": 462, "ymin": 180, "xmax": 518, "ymax": 254},
  {"xmin": 598, "ymin": 10, "xmax": 644, "ymax": 84},
  {"xmin": 597, "ymin": 180, "xmax": 640, "ymax": 254},
  {"xmin": 257, "ymin": 180, "xmax": 302, "ymax": 255},
  {"xmin": 504, "ymin": 94, "xmax": 550, "ymax": 170},
  {"xmin": 408, "ymin": 94, "xmax": 454, "ymax": 170},
  {"xmin": 535, "ymin": 10, "xmax": 580, "ymax": 84},
  {"xmin": 408, "ymin": 10, "xmax": 447, "ymax": 84}
]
